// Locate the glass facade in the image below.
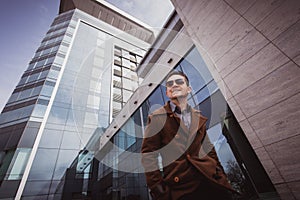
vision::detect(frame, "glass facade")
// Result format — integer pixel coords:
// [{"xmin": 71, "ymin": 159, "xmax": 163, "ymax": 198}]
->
[
  {"xmin": 61, "ymin": 46, "xmax": 279, "ymax": 199},
  {"xmin": 0, "ymin": 7, "xmax": 149, "ymax": 199},
  {"xmin": 112, "ymin": 46, "xmax": 142, "ymax": 118},
  {"xmin": 0, "ymin": 10, "xmax": 76, "ymax": 199}
]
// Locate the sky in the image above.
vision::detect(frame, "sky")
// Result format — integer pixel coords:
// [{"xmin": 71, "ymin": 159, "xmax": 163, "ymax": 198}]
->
[{"xmin": 0, "ymin": 0, "xmax": 174, "ymax": 112}]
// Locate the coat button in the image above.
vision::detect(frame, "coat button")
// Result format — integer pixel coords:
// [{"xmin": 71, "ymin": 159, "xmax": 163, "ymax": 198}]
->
[
  {"xmin": 175, "ymin": 135, "xmax": 180, "ymax": 139},
  {"xmin": 174, "ymin": 176, "xmax": 180, "ymax": 183},
  {"xmin": 186, "ymin": 154, "xmax": 191, "ymax": 159}
]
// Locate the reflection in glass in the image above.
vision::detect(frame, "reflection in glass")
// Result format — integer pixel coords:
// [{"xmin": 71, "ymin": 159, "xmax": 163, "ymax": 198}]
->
[
  {"xmin": 31, "ymin": 104, "xmax": 47, "ymax": 118},
  {"xmin": 122, "ymin": 90, "xmax": 132, "ymax": 102},
  {"xmin": 27, "ymin": 148, "xmax": 59, "ymax": 181},
  {"xmin": 47, "ymin": 106, "xmax": 68, "ymax": 125},
  {"xmin": 40, "ymin": 84, "xmax": 54, "ymax": 97},
  {"xmin": 7, "ymin": 92, "xmax": 19, "ymax": 104},
  {"xmin": 123, "ymin": 78, "xmax": 138, "ymax": 91},
  {"xmin": 7, "ymin": 148, "xmax": 31, "ymax": 180},
  {"xmin": 31, "ymin": 86, "xmax": 43, "ymax": 97},
  {"xmin": 18, "ymin": 88, "xmax": 33, "ymax": 101},
  {"xmin": 19, "ymin": 105, "xmax": 35, "ymax": 119},
  {"xmin": 39, "ymin": 70, "xmax": 49, "ymax": 80},
  {"xmin": 121, "ymin": 49, "xmax": 130, "ymax": 59},
  {"xmin": 39, "ymin": 129, "xmax": 63, "ymax": 149},
  {"xmin": 48, "ymin": 70, "xmax": 60, "ymax": 80},
  {"xmin": 53, "ymin": 150, "xmax": 79, "ymax": 180}
]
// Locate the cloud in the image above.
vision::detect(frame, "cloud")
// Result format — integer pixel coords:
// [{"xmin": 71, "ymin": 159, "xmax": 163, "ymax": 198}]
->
[{"xmin": 39, "ymin": 5, "xmax": 49, "ymax": 15}]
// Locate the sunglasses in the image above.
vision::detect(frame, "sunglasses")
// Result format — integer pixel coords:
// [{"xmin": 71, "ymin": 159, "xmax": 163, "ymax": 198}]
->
[{"xmin": 166, "ymin": 79, "xmax": 185, "ymax": 87}]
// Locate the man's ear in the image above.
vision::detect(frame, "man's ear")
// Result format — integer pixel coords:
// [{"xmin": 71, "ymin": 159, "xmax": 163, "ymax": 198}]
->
[
  {"xmin": 187, "ymin": 86, "xmax": 192, "ymax": 93},
  {"xmin": 166, "ymin": 88, "xmax": 171, "ymax": 98}
]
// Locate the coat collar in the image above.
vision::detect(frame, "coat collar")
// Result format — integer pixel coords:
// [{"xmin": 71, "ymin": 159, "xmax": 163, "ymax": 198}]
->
[{"xmin": 151, "ymin": 101, "xmax": 207, "ymax": 134}]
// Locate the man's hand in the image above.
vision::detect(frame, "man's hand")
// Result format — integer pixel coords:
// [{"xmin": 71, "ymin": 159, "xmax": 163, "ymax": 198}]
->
[{"xmin": 150, "ymin": 181, "xmax": 170, "ymax": 200}]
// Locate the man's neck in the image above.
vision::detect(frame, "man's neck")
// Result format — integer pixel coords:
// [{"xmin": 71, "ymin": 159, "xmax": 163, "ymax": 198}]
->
[{"xmin": 171, "ymin": 97, "xmax": 188, "ymax": 110}]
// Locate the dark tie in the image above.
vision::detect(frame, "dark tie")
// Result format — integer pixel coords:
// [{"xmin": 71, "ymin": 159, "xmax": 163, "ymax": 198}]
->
[{"xmin": 174, "ymin": 106, "xmax": 181, "ymax": 114}]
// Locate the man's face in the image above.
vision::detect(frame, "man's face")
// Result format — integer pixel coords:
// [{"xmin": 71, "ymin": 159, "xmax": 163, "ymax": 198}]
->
[{"xmin": 165, "ymin": 74, "xmax": 191, "ymax": 100}]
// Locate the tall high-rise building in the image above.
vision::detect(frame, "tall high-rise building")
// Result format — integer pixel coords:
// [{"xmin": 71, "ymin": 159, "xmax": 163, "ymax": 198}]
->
[{"xmin": 0, "ymin": 0, "xmax": 154, "ymax": 199}]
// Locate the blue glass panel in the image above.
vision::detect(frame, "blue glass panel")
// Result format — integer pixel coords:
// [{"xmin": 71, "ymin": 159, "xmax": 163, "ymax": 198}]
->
[
  {"xmin": 39, "ymin": 129, "xmax": 63, "ymax": 149},
  {"xmin": 147, "ymin": 86, "xmax": 165, "ymax": 115},
  {"xmin": 19, "ymin": 105, "xmax": 35, "ymax": 119},
  {"xmin": 183, "ymin": 47, "xmax": 213, "ymax": 83},
  {"xmin": 23, "ymin": 180, "xmax": 51, "ymax": 196},
  {"xmin": 7, "ymin": 148, "xmax": 31, "ymax": 180},
  {"xmin": 48, "ymin": 69, "xmax": 60, "ymax": 80},
  {"xmin": 18, "ymin": 88, "xmax": 33, "ymax": 100},
  {"xmin": 27, "ymin": 148, "xmax": 59, "ymax": 180},
  {"xmin": 31, "ymin": 104, "xmax": 47, "ymax": 118},
  {"xmin": 53, "ymin": 149, "xmax": 78, "ymax": 180},
  {"xmin": 60, "ymin": 131, "xmax": 81, "ymax": 149},
  {"xmin": 47, "ymin": 106, "xmax": 68, "ymax": 125},
  {"xmin": 40, "ymin": 84, "xmax": 54, "ymax": 97}
]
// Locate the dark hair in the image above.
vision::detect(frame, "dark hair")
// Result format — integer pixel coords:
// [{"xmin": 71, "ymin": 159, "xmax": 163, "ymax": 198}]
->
[{"xmin": 165, "ymin": 71, "xmax": 189, "ymax": 86}]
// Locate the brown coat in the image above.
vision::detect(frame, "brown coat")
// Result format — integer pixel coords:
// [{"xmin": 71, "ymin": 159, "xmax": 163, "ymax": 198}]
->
[{"xmin": 141, "ymin": 102, "xmax": 235, "ymax": 200}]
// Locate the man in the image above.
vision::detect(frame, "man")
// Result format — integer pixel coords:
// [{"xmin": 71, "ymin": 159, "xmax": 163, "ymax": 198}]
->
[{"xmin": 141, "ymin": 71, "xmax": 236, "ymax": 200}]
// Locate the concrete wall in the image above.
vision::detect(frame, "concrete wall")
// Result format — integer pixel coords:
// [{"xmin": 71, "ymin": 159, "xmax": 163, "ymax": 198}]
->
[{"xmin": 171, "ymin": 0, "xmax": 300, "ymax": 199}]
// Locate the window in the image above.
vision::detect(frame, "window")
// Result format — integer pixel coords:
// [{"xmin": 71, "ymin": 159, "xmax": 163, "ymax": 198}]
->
[
  {"xmin": 18, "ymin": 76, "xmax": 28, "ymax": 86},
  {"xmin": 112, "ymin": 101, "xmax": 122, "ymax": 110},
  {"xmin": 113, "ymin": 65, "xmax": 122, "ymax": 77},
  {"xmin": 122, "ymin": 90, "xmax": 132, "ymax": 102},
  {"xmin": 35, "ymin": 59, "xmax": 46, "ymax": 69},
  {"xmin": 31, "ymin": 86, "xmax": 42, "ymax": 97},
  {"xmin": 113, "ymin": 76, "xmax": 122, "ymax": 88},
  {"xmin": 122, "ymin": 67, "xmax": 134, "ymax": 79},
  {"xmin": 31, "ymin": 104, "xmax": 47, "ymax": 118},
  {"xmin": 121, "ymin": 50, "xmax": 130, "ymax": 60},
  {"xmin": 136, "ymin": 55, "xmax": 142, "ymax": 63},
  {"xmin": 87, "ymin": 95, "xmax": 100, "ymax": 109},
  {"xmin": 40, "ymin": 82, "xmax": 55, "ymax": 97},
  {"xmin": 48, "ymin": 69, "xmax": 60, "ymax": 80},
  {"xmin": 123, "ymin": 78, "xmax": 137, "ymax": 91},
  {"xmin": 39, "ymin": 70, "xmax": 49, "ymax": 80},
  {"xmin": 122, "ymin": 58, "xmax": 131, "ymax": 69},
  {"xmin": 45, "ymin": 56, "xmax": 55, "ymax": 65},
  {"xmin": 130, "ymin": 62, "xmax": 137, "ymax": 71},
  {"xmin": 53, "ymin": 56, "xmax": 64, "ymax": 66},
  {"xmin": 114, "ymin": 56, "xmax": 122, "ymax": 66},
  {"xmin": 111, "ymin": 46, "xmax": 142, "ymax": 119},
  {"xmin": 114, "ymin": 47, "xmax": 121, "ymax": 56},
  {"xmin": 27, "ymin": 73, "xmax": 40, "ymax": 83},
  {"xmin": 8, "ymin": 148, "xmax": 31, "ymax": 180},
  {"xmin": 7, "ymin": 92, "xmax": 19, "ymax": 104},
  {"xmin": 18, "ymin": 88, "xmax": 33, "ymax": 100},
  {"xmin": 129, "ymin": 54, "xmax": 136, "ymax": 63}
]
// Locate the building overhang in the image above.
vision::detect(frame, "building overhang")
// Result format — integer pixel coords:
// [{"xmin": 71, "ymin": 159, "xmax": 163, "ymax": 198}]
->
[
  {"xmin": 136, "ymin": 10, "xmax": 183, "ymax": 78},
  {"xmin": 59, "ymin": 0, "xmax": 155, "ymax": 44}
]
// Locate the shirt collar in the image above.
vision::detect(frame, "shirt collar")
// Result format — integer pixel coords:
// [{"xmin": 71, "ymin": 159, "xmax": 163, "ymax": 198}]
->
[
  {"xmin": 169, "ymin": 101, "xmax": 177, "ymax": 113},
  {"xmin": 169, "ymin": 101, "xmax": 191, "ymax": 114}
]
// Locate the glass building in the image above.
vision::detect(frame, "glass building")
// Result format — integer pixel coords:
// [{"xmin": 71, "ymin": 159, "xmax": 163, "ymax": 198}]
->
[
  {"xmin": 0, "ymin": 0, "xmax": 153, "ymax": 199},
  {"xmin": 59, "ymin": 11, "xmax": 280, "ymax": 200}
]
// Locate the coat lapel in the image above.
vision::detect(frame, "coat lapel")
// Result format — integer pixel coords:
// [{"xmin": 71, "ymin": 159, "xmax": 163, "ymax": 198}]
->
[
  {"xmin": 187, "ymin": 108, "xmax": 207, "ymax": 145},
  {"xmin": 163, "ymin": 102, "xmax": 190, "ymax": 134},
  {"xmin": 162, "ymin": 102, "xmax": 207, "ymax": 139}
]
